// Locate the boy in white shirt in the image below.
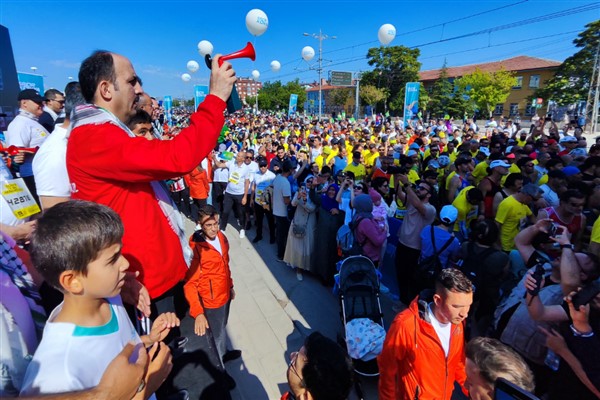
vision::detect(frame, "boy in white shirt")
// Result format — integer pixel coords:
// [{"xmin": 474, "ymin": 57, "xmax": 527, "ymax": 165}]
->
[{"xmin": 20, "ymin": 200, "xmax": 178, "ymax": 399}]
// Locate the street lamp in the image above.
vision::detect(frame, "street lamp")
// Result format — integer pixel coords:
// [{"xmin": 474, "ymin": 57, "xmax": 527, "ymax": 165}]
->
[
  {"xmin": 30, "ymin": 66, "xmax": 38, "ymax": 74},
  {"xmin": 303, "ymin": 30, "xmax": 336, "ymax": 121}
]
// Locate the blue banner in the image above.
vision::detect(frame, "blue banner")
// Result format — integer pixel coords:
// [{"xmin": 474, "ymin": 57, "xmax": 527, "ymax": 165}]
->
[
  {"xmin": 403, "ymin": 82, "xmax": 420, "ymax": 128},
  {"xmin": 193, "ymin": 85, "xmax": 209, "ymax": 110},
  {"xmin": 288, "ymin": 94, "xmax": 298, "ymax": 118},
  {"xmin": 163, "ymin": 96, "xmax": 173, "ymax": 127},
  {"xmin": 17, "ymin": 72, "xmax": 44, "ymax": 94}
]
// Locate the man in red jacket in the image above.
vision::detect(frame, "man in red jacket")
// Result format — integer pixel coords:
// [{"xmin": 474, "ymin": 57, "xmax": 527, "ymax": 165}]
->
[
  {"xmin": 378, "ymin": 268, "xmax": 472, "ymax": 400},
  {"xmin": 67, "ymin": 51, "xmax": 235, "ymax": 333}
]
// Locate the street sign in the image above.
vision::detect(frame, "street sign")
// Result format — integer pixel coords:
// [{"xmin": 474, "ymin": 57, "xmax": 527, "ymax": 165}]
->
[{"xmin": 330, "ymin": 71, "xmax": 353, "ymax": 86}]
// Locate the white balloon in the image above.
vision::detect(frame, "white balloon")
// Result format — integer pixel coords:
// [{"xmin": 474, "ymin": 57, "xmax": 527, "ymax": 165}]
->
[
  {"xmin": 187, "ymin": 60, "xmax": 199, "ymax": 73},
  {"xmin": 270, "ymin": 60, "xmax": 281, "ymax": 72},
  {"xmin": 245, "ymin": 9, "xmax": 268, "ymax": 37},
  {"xmin": 181, "ymin": 73, "xmax": 192, "ymax": 82},
  {"xmin": 301, "ymin": 46, "xmax": 315, "ymax": 62},
  {"xmin": 251, "ymin": 70, "xmax": 260, "ymax": 80},
  {"xmin": 378, "ymin": 23, "xmax": 396, "ymax": 45},
  {"xmin": 197, "ymin": 40, "xmax": 213, "ymax": 56}
]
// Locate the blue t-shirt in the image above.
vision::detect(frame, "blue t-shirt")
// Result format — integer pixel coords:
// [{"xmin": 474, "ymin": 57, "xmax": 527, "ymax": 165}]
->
[
  {"xmin": 419, "ymin": 225, "xmax": 460, "ymax": 269},
  {"xmin": 333, "ymin": 156, "xmax": 348, "ymax": 176}
]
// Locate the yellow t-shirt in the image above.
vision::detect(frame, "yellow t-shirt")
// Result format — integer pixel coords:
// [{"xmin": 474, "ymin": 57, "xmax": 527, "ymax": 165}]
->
[
  {"xmin": 495, "ymin": 195, "xmax": 533, "ymax": 251},
  {"xmin": 452, "ymin": 186, "xmax": 478, "ymax": 233},
  {"xmin": 344, "ymin": 163, "xmax": 367, "ymax": 182},
  {"xmin": 501, "ymin": 163, "xmax": 521, "ymax": 186},
  {"xmin": 408, "ymin": 169, "xmax": 420, "ymax": 184},
  {"xmin": 472, "ymin": 161, "xmax": 490, "ymax": 186},
  {"xmin": 591, "ymin": 216, "xmax": 600, "ymax": 244}
]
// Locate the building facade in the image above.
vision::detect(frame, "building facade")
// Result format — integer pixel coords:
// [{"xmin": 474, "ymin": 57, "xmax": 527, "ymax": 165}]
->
[
  {"xmin": 235, "ymin": 77, "xmax": 263, "ymax": 105},
  {"xmin": 419, "ymin": 56, "xmax": 560, "ymax": 118}
]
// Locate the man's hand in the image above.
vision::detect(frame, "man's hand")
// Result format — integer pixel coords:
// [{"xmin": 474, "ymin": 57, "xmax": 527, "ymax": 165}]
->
[
  {"xmin": 209, "ymin": 55, "xmax": 237, "ymax": 103},
  {"xmin": 194, "ymin": 314, "xmax": 210, "ymax": 336},
  {"xmin": 148, "ymin": 312, "xmax": 180, "ymax": 344},
  {"xmin": 13, "ymin": 150, "xmax": 26, "ymax": 164},
  {"xmin": 241, "ymin": 195, "xmax": 247, "ymax": 206},
  {"xmin": 143, "ymin": 342, "xmax": 173, "ymax": 396},
  {"xmin": 539, "ymin": 326, "xmax": 568, "ymax": 356},
  {"xmin": 5, "ymin": 220, "xmax": 37, "ymax": 241},
  {"xmin": 120, "ymin": 271, "xmax": 151, "ymax": 317},
  {"xmin": 96, "ymin": 343, "xmax": 148, "ymax": 400},
  {"xmin": 397, "ymin": 173, "xmax": 409, "ymax": 185}
]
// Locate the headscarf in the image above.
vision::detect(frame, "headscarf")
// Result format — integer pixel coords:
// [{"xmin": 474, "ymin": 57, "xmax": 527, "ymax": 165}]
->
[
  {"xmin": 321, "ymin": 184, "xmax": 339, "ymax": 212},
  {"xmin": 353, "ymin": 194, "xmax": 373, "ymax": 222}
]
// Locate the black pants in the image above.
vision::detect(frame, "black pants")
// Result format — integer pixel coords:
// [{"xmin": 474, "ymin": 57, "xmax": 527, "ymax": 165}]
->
[
  {"xmin": 212, "ymin": 182, "xmax": 228, "ymax": 213},
  {"xmin": 220, "ymin": 193, "xmax": 245, "ymax": 231},
  {"xmin": 275, "ymin": 215, "xmax": 290, "ymax": 259},
  {"xmin": 254, "ymin": 202, "xmax": 275, "ymax": 240},
  {"xmin": 395, "ymin": 242, "xmax": 421, "ymax": 306},
  {"xmin": 150, "ymin": 282, "xmax": 184, "ymax": 346},
  {"xmin": 170, "ymin": 188, "xmax": 191, "ymax": 218}
]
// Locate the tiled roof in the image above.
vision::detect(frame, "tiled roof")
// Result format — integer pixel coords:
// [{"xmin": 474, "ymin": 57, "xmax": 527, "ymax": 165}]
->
[{"xmin": 419, "ymin": 56, "xmax": 561, "ymax": 81}]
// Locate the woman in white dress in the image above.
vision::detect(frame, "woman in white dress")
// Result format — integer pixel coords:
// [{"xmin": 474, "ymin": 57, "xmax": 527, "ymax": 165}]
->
[{"xmin": 284, "ymin": 177, "xmax": 317, "ymax": 281}]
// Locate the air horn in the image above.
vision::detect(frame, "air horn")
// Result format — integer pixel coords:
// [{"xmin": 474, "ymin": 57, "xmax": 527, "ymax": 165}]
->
[{"xmin": 205, "ymin": 42, "xmax": 256, "ymax": 113}]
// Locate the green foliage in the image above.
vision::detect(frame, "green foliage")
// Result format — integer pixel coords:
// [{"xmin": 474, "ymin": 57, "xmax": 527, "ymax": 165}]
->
[
  {"xmin": 534, "ymin": 20, "xmax": 600, "ymax": 105},
  {"xmin": 257, "ymin": 79, "xmax": 307, "ymax": 111},
  {"xmin": 427, "ymin": 62, "xmax": 453, "ymax": 118},
  {"xmin": 329, "ymin": 88, "xmax": 353, "ymax": 107},
  {"xmin": 360, "ymin": 45, "xmax": 421, "ymax": 113},
  {"xmin": 359, "ymin": 85, "xmax": 387, "ymax": 107},
  {"xmin": 456, "ymin": 67, "xmax": 516, "ymax": 118}
]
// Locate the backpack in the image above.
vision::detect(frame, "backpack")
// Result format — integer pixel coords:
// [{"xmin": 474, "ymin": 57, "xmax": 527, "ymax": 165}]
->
[
  {"xmin": 459, "ymin": 242, "xmax": 496, "ymax": 301},
  {"xmin": 415, "ymin": 225, "xmax": 455, "ymax": 286},
  {"xmin": 336, "ymin": 217, "xmax": 365, "ymax": 257}
]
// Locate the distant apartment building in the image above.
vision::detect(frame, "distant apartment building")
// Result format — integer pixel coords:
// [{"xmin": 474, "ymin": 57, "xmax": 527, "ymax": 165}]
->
[
  {"xmin": 304, "ymin": 79, "xmax": 357, "ymax": 116},
  {"xmin": 236, "ymin": 77, "xmax": 263, "ymax": 104},
  {"xmin": 419, "ymin": 56, "xmax": 560, "ymax": 118}
]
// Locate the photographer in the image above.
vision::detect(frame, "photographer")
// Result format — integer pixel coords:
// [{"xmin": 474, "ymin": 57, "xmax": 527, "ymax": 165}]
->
[
  {"xmin": 335, "ymin": 171, "xmax": 356, "ymax": 226},
  {"xmin": 394, "ymin": 171, "xmax": 436, "ymax": 305}
]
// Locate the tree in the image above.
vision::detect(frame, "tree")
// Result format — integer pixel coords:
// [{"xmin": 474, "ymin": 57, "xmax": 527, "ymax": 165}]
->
[
  {"xmin": 534, "ymin": 20, "xmax": 600, "ymax": 106},
  {"xmin": 456, "ymin": 67, "xmax": 516, "ymax": 118},
  {"xmin": 256, "ymin": 79, "xmax": 307, "ymax": 112},
  {"xmin": 360, "ymin": 45, "xmax": 421, "ymax": 113},
  {"xmin": 427, "ymin": 61, "xmax": 453, "ymax": 118},
  {"xmin": 360, "ymin": 85, "xmax": 387, "ymax": 109},
  {"xmin": 329, "ymin": 88, "xmax": 353, "ymax": 108}
]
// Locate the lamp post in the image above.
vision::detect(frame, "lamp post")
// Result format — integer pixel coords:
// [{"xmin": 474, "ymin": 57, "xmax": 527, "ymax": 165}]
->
[
  {"xmin": 303, "ymin": 29, "xmax": 336, "ymax": 121},
  {"xmin": 30, "ymin": 66, "xmax": 38, "ymax": 74}
]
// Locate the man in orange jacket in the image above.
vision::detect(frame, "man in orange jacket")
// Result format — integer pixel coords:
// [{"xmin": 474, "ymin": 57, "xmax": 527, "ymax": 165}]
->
[
  {"xmin": 378, "ymin": 268, "xmax": 472, "ymax": 400},
  {"xmin": 183, "ymin": 205, "xmax": 241, "ymax": 366}
]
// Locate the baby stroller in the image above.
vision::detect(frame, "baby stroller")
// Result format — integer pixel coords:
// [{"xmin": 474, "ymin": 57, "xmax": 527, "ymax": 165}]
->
[{"xmin": 337, "ymin": 255, "xmax": 385, "ymax": 380}]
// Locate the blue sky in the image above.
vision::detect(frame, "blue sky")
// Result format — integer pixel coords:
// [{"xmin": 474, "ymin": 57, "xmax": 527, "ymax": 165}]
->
[{"xmin": 1, "ymin": 0, "xmax": 598, "ymax": 100}]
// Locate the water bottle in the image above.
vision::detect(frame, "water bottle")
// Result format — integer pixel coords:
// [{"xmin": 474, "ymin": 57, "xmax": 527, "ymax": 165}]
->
[{"xmin": 545, "ymin": 349, "xmax": 560, "ymax": 371}]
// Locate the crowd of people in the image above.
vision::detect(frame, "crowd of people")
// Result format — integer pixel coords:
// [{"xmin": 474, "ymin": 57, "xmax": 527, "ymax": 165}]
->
[{"xmin": 1, "ymin": 48, "xmax": 600, "ymax": 400}]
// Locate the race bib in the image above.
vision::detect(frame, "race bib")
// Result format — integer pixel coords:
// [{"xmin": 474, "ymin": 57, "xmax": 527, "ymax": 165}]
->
[
  {"xmin": 1, "ymin": 178, "xmax": 40, "ymax": 219},
  {"xmin": 229, "ymin": 171, "xmax": 240, "ymax": 185}
]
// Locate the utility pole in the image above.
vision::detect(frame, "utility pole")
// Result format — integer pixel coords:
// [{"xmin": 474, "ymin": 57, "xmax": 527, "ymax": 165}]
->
[
  {"xmin": 355, "ymin": 72, "xmax": 362, "ymax": 120},
  {"xmin": 586, "ymin": 40, "xmax": 600, "ymax": 135},
  {"xmin": 303, "ymin": 29, "xmax": 336, "ymax": 121}
]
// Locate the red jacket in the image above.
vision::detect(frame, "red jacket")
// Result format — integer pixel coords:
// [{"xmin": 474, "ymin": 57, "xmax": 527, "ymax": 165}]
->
[
  {"xmin": 378, "ymin": 295, "xmax": 467, "ymax": 400},
  {"xmin": 184, "ymin": 165, "xmax": 209, "ymax": 200},
  {"xmin": 183, "ymin": 231, "xmax": 232, "ymax": 317},
  {"xmin": 67, "ymin": 95, "xmax": 225, "ymax": 298}
]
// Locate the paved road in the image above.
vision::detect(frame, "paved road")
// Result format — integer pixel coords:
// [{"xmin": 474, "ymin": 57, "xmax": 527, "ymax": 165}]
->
[{"xmin": 170, "ymin": 218, "xmax": 401, "ymax": 399}]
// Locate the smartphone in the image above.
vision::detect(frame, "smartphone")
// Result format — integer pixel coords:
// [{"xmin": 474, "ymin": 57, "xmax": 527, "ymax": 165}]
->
[
  {"xmin": 571, "ymin": 282, "xmax": 600, "ymax": 309},
  {"xmin": 527, "ymin": 264, "xmax": 545, "ymax": 297},
  {"xmin": 495, "ymin": 378, "xmax": 540, "ymax": 400}
]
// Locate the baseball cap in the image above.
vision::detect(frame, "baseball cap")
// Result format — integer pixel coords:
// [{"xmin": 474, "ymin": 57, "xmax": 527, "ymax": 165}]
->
[
  {"xmin": 18, "ymin": 89, "xmax": 44, "ymax": 104},
  {"xmin": 479, "ymin": 147, "xmax": 490, "ymax": 157},
  {"xmin": 569, "ymin": 148, "xmax": 587, "ymax": 157},
  {"xmin": 506, "ymin": 153, "xmax": 516, "ymax": 159},
  {"xmin": 439, "ymin": 205, "xmax": 458, "ymax": 225},
  {"xmin": 559, "ymin": 136, "xmax": 578, "ymax": 143},
  {"xmin": 562, "ymin": 166, "xmax": 581, "ymax": 176},
  {"xmin": 438, "ymin": 155, "xmax": 451, "ymax": 167},
  {"xmin": 490, "ymin": 160, "xmax": 510, "ymax": 169},
  {"xmin": 407, "ymin": 150, "xmax": 418, "ymax": 157},
  {"xmin": 428, "ymin": 159, "xmax": 440, "ymax": 169},
  {"xmin": 409, "ymin": 143, "xmax": 420, "ymax": 150},
  {"xmin": 521, "ymin": 183, "xmax": 543, "ymax": 198},
  {"xmin": 547, "ymin": 139, "xmax": 557, "ymax": 145}
]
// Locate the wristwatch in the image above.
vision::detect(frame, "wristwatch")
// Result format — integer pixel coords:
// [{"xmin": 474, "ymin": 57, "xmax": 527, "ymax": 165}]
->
[{"xmin": 560, "ymin": 244, "xmax": 575, "ymax": 250}]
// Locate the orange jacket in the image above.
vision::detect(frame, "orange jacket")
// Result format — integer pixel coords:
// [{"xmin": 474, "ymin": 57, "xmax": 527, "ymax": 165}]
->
[
  {"xmin": 183, "ymin": 231, "xmax": 232, "ymax": 318},
  {"xmin": 184, "ymin": 165, "xmax": 209, "ymax": 200},
  {"xmin": 378, "ymin": 295, "xmax": 467, "ymax": 400}
]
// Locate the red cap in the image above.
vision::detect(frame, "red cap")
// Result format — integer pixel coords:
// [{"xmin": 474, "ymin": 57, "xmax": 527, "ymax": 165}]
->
[
  {"xmin": 506, "ymin": 153, "xmax": 516, "ymax": 159},
  {"xmin": 547, "ymin": 139, "xmax": 557, "ymax": 145}
]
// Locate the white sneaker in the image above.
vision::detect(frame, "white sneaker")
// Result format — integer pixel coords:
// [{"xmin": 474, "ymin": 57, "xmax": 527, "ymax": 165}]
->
[
  {"xmin": 239, "ymin": 229, "xmax": 246, "ymax": 239},
  {"xmin": 296, "ymin": 270, "xmax": 303, "ymax": 281}
]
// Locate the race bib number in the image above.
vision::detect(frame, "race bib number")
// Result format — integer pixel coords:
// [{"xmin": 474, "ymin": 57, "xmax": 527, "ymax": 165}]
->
[
  {"xmin": 1, "ymin": 178, "xmax": 40, "ymax": 219},
  {"xmin": 229, "ymin": 171, "xmax": 240, "ymax": 185}
]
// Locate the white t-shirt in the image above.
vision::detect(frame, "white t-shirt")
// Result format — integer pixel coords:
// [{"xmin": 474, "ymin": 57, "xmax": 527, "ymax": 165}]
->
[
  {"xmin": 225, "ymin": 161, "xmax": 249, "ymax": 196},
  {"xmin": 205, "ymin": 236, "xmax": 223, "ymax": 256},
  {"xmin": 5, "ymin": 113, "xmax": 49, "ymax": 148},
  {"xmin": 32, "ymin": 125, "xmax": 71, "ymax": 199},
  {"xmin": 427, "ymin": 303, "xmax": 451, "ymax": 357},
  {"xmin": 253, "ymin": 170, "xmax": 276, "ymax": 203},
  {"xmin": 19, "ymin": 296, "xmax": 150, "ymax": 398},
  {"xmin": 272, "ymin": 174, "xmax": 291, "ymax": 217}
]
